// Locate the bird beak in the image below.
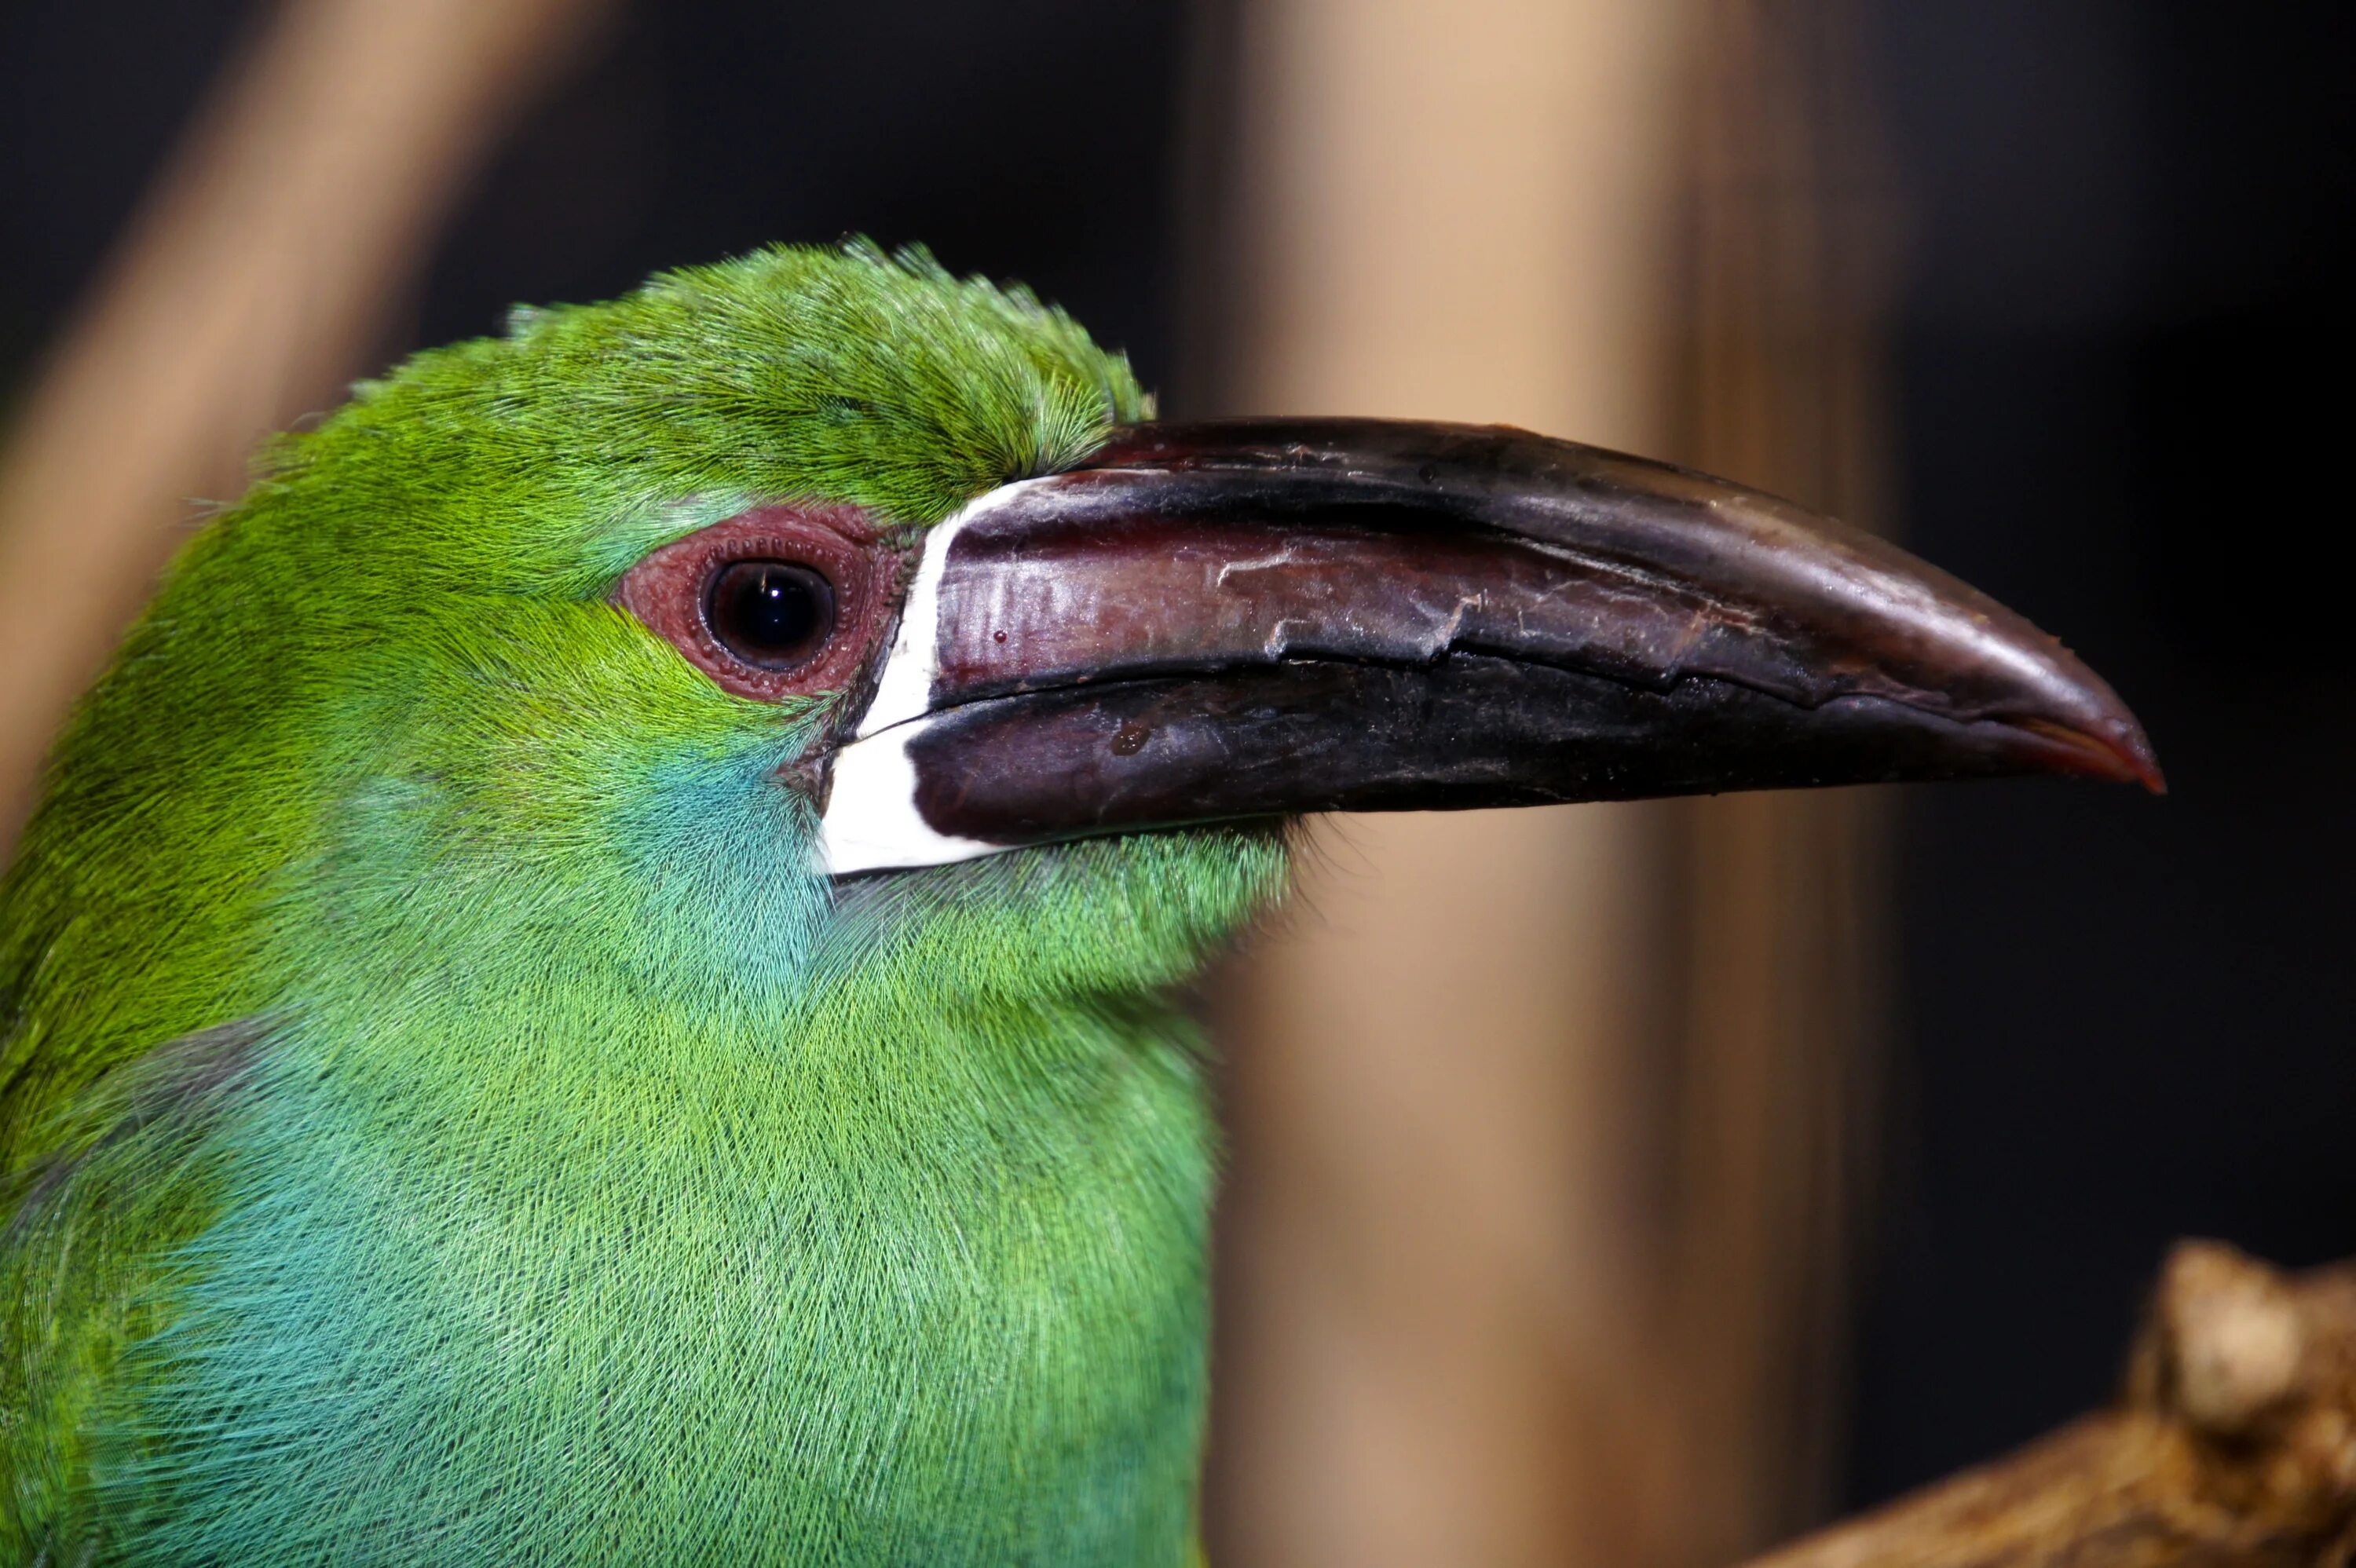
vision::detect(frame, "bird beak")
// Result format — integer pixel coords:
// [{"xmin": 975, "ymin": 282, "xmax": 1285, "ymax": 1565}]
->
[{"xmin": 816, "ymin": 418, "xmax": 2160, "ymax": 875}]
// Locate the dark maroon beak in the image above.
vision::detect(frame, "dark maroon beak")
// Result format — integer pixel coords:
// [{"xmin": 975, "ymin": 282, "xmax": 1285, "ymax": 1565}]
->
[{"xmin": 818, "ymin": 418, "xmax": 2159, "ymax": 875}]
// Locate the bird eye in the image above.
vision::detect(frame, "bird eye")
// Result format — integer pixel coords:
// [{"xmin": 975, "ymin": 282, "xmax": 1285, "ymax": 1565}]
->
[
  {"xmin": 617, "ymin": 505, "xmax": 892, "ymax": 703},
  {"xmin": 704, "ymin": 561, "xmax": 835, "ymax": 669}
]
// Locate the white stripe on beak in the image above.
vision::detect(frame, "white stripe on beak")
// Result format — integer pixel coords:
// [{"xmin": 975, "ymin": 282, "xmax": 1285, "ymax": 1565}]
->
[
  {"xmin": 815, "ymin": 480, "xmax": 1044, "ymax": 875},
  {"xmin": 812, "ymin": 717, "xmax": 1000, "ymax": 875}
]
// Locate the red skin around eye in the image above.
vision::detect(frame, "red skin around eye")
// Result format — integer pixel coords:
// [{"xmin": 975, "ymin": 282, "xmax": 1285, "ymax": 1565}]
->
[{"xmin": 616, "ymin": 503, "xmax": 910, "ymax": 703}]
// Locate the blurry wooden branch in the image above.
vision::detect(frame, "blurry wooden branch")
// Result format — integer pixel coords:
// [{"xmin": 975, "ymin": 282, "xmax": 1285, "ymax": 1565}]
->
[
  {"xmin": 1747, "ymin": 1242, "xmax": 2356, "ymax": 1567},
  {"xmin": 0, "ymin": 0, "xmax": 614, "ymax": 859}
]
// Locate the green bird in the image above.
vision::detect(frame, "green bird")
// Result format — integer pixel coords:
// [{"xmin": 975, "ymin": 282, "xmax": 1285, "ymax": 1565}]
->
[{"xmin": 0, "ymin": 243, "xmax": 2158, "ymax": 1564}]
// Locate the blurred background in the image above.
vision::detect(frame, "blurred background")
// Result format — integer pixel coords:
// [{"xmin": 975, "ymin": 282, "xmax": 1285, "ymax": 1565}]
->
[{"xmin": 1, "ymin": 1, "xmax": 2349, "ymax": 1561}]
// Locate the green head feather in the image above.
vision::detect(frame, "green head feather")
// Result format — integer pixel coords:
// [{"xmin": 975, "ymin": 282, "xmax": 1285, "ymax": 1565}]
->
[{"xmin": 2, "ymin": 243, "xmax": 1288, "ymax": 1564}]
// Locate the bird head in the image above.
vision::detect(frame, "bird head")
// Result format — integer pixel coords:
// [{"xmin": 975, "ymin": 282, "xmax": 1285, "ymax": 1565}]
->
[{"xmin": 16, "ymin": 243, "xmax": 2158, "ymax": 1054}]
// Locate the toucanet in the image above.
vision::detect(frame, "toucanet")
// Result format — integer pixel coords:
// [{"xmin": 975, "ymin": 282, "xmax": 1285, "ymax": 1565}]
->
[{"xmin": 0, "ymin": 244, "xmax": 2158, "ymax": 1563}]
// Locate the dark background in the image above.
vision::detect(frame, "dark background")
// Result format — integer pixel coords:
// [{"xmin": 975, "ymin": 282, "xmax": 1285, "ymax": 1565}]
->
[
  {"xmin": 0, "ymin": 1, "xmax": 1196, "ymax": 407},
  {"xmin": 1856, "ymin": 0, "xmax": 2356, "ymax": 1503},
  {"xmin": 4, "ymin": 0, "xmax": 2349, "ymax": 1522}
]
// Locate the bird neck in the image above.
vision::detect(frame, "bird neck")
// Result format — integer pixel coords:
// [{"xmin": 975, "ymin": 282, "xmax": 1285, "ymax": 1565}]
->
[{"xmin": 155, "ymin": 890, "xmax": 1228, "ymax": 1562}]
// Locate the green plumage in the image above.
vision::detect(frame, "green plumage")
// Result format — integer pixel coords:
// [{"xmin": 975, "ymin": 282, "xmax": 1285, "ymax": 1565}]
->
[{"xmin": 1, "ymin": 244, "xmax": 1288, "ymax": 1563}]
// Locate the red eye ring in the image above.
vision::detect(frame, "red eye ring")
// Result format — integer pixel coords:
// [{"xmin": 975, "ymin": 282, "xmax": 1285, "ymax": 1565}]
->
[{"xmin": 617, "ymin": 503, "xmax": 904, "ymax": 702}]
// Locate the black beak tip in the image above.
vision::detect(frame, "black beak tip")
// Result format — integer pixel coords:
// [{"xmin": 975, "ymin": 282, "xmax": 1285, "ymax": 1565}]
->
[
  {"xmin": 2105, "ymin": 714, "xmax": 2168, "ymax": 795},
  {"xmin": 2001, "ymin": 707, "xmax": 2164, "ymax": 795},
  {"xmin": 2032, "ymin": 638, "xmax": 2166, "ymax": 795}
]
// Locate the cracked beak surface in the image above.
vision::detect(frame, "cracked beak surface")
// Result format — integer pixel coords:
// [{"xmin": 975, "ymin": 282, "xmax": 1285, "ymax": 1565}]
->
[{"xmin": 818, "ymin": 418, "xmax": 2160, "ymax": 875}]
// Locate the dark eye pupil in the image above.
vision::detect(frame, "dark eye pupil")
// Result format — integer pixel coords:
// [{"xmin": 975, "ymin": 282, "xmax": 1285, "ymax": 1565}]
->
[{"xmin": 707, "ymin": 561, "xmax": 834, "ymax": 667}]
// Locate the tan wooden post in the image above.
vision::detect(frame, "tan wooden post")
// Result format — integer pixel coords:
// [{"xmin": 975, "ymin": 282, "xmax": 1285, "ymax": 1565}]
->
[
  {"xmin": 1202, "ymin": 5, "xmax": 1703, "ymax": 1563},
  {"xmin": 0, "ymin": 0, "xmax": 613, "ymax": 857}
]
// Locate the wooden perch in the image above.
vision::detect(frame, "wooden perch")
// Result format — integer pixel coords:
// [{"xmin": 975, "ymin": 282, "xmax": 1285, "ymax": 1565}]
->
[{"xmin": 1748, "ymin": 1241, "xmax": 2356, "ymax": 1566}]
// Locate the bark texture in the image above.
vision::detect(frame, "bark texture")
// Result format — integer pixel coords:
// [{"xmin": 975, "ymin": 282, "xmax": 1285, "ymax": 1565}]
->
[{"xmin": 1751, "ymin": 1242, "xmax": 2356, "ymax": 1567}]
